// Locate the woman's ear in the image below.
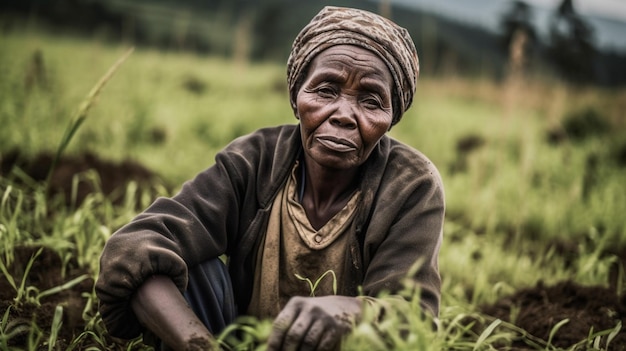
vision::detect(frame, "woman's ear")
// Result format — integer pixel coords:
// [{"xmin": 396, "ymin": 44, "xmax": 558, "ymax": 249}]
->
[
  {"xmin": 293, "ymin": 103, "xmax": 300, "ymax": 120},
  {"xmin": 291, "ymin": 92, "xmax": 300, "ymax": 120}
]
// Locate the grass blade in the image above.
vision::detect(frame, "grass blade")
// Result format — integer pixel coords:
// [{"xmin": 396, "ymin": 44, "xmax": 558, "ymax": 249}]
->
[
  {"xmin": 46, "ymin": 47, "xmax": 135, "ymax": 186},
  {"xmin": 473, "ymin": 318, "xmax": 502, "ymax": 351},
  {"xmin": 47, "ymin": 305, "xmax": 63, "ymax": 351},
  {"xmin": 36, "ymin": 274, "xmax": 90, "ymax": 303},
  {"xmin": 14, "ymin": 247, "xmax": 43, "ymax": 306},
  {"xmin": 547, "ymin": 318, "xmax": 569, "ymax": 347}
]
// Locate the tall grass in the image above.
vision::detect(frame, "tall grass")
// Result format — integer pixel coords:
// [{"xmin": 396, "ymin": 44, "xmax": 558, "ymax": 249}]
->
[
  {"xmin": 46, "ymin": 47, "xmax": 134, "ymax": 186},
  {"xmin": 0, "ymin": 28, "xmax": 625, "ymax": 350}
]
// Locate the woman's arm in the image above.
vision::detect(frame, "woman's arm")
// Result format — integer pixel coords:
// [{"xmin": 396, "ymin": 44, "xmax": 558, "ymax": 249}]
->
[{"xmin": 131, "ymin": 275, "xmax": 216, "ymax": 351}]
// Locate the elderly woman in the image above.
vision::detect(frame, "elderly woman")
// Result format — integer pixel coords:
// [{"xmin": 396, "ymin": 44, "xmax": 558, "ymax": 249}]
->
[{"xmin": 96, "ymin": 6, "xmax": 444, "ymax": 351}]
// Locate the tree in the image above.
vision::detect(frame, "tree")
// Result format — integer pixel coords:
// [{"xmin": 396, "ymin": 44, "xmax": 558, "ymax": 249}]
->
[
  {"xmin": 499, "ymin": 1, "xmax": 538, "ymax": 77},
  {"xmin": 546, "ymin": 0, "xmax": 596, "ymax": 83}
]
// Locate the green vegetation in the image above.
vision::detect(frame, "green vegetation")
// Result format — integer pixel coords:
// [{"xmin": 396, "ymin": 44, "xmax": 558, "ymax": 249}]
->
[{"xmin": 1, "ymin": 29, "xmax": 625, "ymax": 350}]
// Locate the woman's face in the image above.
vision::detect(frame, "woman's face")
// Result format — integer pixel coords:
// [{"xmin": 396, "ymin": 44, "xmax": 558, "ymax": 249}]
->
[{"xmin": 296, "ymin": 45, "xmax": 394, "ymax": 171}]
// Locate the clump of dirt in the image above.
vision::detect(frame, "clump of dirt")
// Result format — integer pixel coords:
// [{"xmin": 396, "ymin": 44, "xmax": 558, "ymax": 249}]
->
[
  {"xmin": 448, "ymin": 133, "xmax": 486, "ymax": 174},
  {"xmin": 546, "ymin": 106, "xmax": 612, "ymax": 145},
  {"xmin": 480, "ymin": 280, "xmax": 626, "ymax": 350},
  {"xmin": 0, "ymin": 148, "xmax": 167, "ymax": 207}
]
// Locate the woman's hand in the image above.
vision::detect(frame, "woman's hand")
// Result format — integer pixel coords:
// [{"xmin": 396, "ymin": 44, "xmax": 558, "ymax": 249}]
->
[
  {"xmin": 266, "ymin": 295, "xmax": 362, "ymax": 351},
  {"xmin": 131, "ymin": 275, "xmax": 215, "ymax": 351}
]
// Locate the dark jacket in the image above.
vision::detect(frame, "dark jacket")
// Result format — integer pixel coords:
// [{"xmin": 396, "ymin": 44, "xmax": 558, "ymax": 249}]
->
[{"xmin": 96, "ymin": 124, "xmax": 445, "ymax": 339}]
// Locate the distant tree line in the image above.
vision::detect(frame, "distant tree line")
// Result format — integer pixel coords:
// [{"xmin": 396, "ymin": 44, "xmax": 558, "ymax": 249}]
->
[
  {"xmin": 2, "ymin": 0, "xmax": 625, "ymax": 86},
  {"xmin": 499, "ymin": 0, "xmax": 619, "ymax": 85}
]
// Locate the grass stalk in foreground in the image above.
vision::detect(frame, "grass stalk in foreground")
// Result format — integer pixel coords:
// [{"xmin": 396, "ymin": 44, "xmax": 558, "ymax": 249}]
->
[{"xmin": 45, "ymin": 47, "xmax": 135, "ymax": 188}]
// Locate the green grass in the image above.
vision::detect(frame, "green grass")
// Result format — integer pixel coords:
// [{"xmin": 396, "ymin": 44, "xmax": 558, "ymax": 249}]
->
[{"xmin": 1, "ymin": 28, "xmax": 625, "ymax": 350}]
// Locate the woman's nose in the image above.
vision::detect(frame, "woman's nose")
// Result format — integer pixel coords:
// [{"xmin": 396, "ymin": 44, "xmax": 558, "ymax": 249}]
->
[{"xmin": 329, "ymin": 99, "xmax": 357, "ymax": 129}]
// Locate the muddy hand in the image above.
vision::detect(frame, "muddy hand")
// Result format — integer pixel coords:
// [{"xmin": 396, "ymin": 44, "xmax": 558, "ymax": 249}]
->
[{"xmin": 266, "ymin": 295, "xmax": 362, "ymax": 351}]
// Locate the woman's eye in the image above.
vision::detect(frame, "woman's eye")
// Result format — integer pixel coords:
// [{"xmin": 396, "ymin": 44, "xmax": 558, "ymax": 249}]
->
[
  {"xmin": 316, "ymin": 86, "xmax": 336, "ymax": 97},
  {"xmin": 362, "ymin": 97, "xmax": 382, "ymax": 109}
]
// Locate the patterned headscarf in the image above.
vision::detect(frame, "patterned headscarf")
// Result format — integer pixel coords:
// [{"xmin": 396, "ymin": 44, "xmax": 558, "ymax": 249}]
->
[{"xmin": 287, "ymin": 6, "xmax": 419, "ymax": 126}]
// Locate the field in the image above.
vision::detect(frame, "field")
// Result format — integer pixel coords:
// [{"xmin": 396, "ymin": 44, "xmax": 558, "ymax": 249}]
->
[{"xmin": 1, "ymin": 29, "xmax": 625, "ymax": 350}]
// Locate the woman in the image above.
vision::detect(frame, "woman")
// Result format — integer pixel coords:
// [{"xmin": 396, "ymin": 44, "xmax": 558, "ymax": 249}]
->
[{"xmin": 96, "ymin": 6, "xmax": 444, "ymax": 351}]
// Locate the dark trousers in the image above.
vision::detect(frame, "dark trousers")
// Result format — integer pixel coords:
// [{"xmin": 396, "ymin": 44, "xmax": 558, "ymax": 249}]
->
[
  {"xmin": 184, "ymin": 258, "xmax": 237, "ymax": 333},
  {"xmin": 150, "ymin": 258, "xmax": 237, "ymax": 350}
]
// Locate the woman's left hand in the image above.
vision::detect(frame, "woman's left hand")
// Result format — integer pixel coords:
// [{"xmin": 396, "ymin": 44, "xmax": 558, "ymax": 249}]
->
[{"xmin": 266, "ymin": 295, "xmax": 362, "ymax": 351}]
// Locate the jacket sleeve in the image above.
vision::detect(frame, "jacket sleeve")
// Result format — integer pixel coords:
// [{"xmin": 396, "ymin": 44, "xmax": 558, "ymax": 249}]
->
[
  {"xmin": 361, "ymin": 148, "xmax": 445, "ymax": 317},
  {"xmin": 95, "ymin": 143, "xmax": 251, "ymax": 339}
]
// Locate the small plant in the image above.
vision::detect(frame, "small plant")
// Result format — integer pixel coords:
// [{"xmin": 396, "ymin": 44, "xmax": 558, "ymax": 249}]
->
[
  {"xmin": 10, "ymin": 247, "xmax": 43, "ymax": 307},
  {"xmin": 216, "ymin": 316, "xmax": 273, "ymax": 351},
  {"xmin": 294, "ymin": 270, "xmax": 338, "ymax": 296}
]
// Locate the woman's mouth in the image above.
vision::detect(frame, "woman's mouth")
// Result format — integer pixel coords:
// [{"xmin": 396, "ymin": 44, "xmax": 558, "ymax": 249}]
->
[{"xmin": 315, "ymin": 136, "xmax": 358, "ymax": 152}]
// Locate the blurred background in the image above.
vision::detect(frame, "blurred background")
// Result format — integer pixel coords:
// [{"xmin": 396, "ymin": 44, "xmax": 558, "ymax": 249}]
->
[
  {"xmin": 1, "ymin": 1, "xmax": 626, "ymax": 349},
  {"xmin": 2, "ymin": 0, "xmax": 626, "ymax": 87}
]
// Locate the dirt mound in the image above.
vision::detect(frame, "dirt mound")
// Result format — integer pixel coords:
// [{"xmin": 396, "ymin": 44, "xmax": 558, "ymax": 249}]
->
[
  {"xmin": 481, "ymin": 280, "xmax": 626, "ymax": 349},
  {"xmin": 0, "ymin": 149, "xmax": 166, "ymax": 206}
]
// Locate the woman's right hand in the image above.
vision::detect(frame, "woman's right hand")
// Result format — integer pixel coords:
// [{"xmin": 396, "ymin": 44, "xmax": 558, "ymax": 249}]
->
[
  {"xmin": 131, "ymin": 275, "xmax": 215, "ymax": 351},
  {"xmin": 266, "ymin": 295, "xmax": 362, "ymax": 351}
]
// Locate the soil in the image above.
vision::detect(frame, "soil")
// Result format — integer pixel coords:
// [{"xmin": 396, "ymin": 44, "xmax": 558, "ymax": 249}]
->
[
  {"xmin": 0, "ymin": 150, "xmax": 164, "ymax": 349},
  {"xmin": 0, "ymin": 148, "xmax": 166, "ymax": 207},
  {"xmin": 0, "ymin": 246, "xmax": 94, "ymax": 350},
  {"xmin": 480, "ymin": 280, "xmax": 626, "ymax": 350},
  {"xmin": 1, "ymin": 151, "xmax": 625, "ymax": 350}
]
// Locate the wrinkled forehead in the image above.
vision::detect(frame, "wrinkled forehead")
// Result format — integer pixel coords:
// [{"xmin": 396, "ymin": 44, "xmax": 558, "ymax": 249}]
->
[{"xmin": 304, "ymin": 45, "xmax": 393, "ymax": 86}]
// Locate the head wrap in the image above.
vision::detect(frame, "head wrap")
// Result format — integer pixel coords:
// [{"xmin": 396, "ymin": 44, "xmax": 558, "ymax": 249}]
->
[{"xmin": 287, "ymin": 6, "xmax": 419, "ymax": 126}]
